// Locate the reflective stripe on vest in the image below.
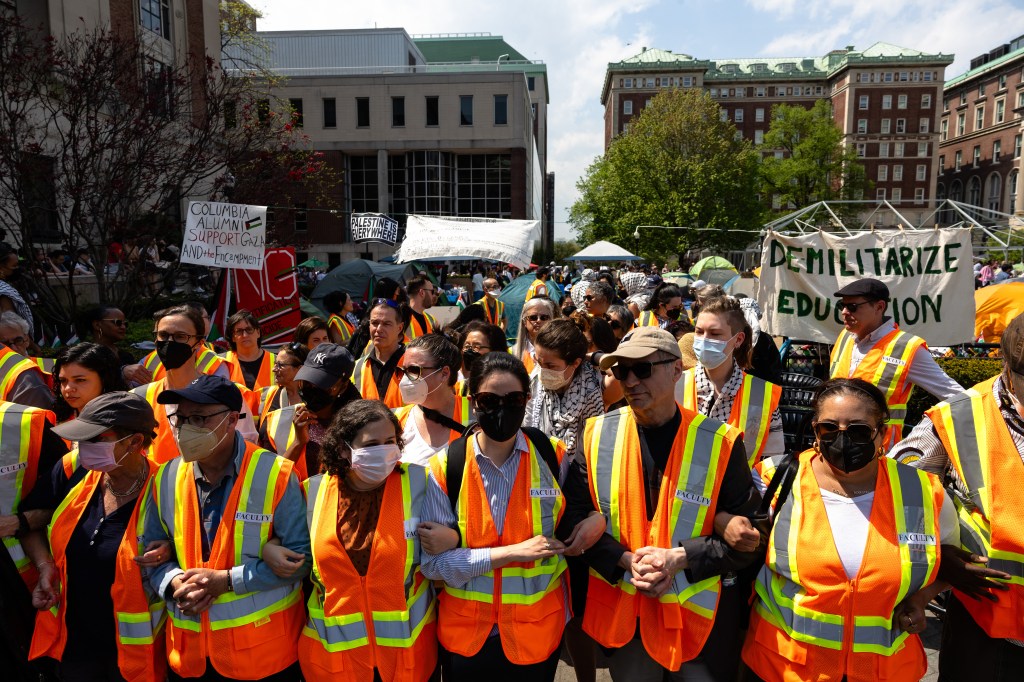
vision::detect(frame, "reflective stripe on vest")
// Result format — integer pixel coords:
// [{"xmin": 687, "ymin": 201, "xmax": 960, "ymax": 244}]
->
[
  {"xmin": 353, "ymin": 356, "xmax": 403, "ymax": 408},
  {"xmin": 637, "ymin": 311, "xmax": 659, "ymax": 327},
  {"xmin": 0, "ymin": 347, "xmax": 40, "ymax": 401},
  {"xmin": 265, "ymin": 406, "xmax": 298, "ymax": 457},
  {"xmin": 327, "ymin": 315, "xmax": 354, "ymax": 343},
  {"xmin": 405, "ymin": 312, "xmax": 436, "ymax": 341},
  {"xmin": 755, "ymin": 455, "xmax": 939, "ymax": 655},
  {"xmin": 0, "ymin": 402, "xmax": 48, "ymax": 573},
  {"xmin": 258, "ymin": 386, "xmax": 281, "ymax": 421},
  {"xmin": 115, "ymin": 474, "xmax": 167, "ymax": 648},
  {"xmin": 474, "ymin": 297, "xmax": 504, "ymax": 326}
]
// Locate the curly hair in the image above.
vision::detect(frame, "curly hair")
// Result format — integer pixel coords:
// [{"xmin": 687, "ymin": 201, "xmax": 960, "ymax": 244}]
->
[{"xmin": 319, "ymin": 400, "xmax": 404, "ymax": 478}]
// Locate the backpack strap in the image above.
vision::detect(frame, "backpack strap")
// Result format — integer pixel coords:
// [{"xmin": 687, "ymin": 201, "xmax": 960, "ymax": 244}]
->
[
  {"xmin": 757, "ymin": 452, "xmax": 799, "ymax": 519},
  {"xmin": 521, "ymin": 426, "xmax": 560, "ymax": 480}
]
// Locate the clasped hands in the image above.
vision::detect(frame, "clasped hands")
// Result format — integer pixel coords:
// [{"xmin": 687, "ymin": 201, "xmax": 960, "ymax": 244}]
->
[
  {"xmin": 627, "ymin": 546, "xmax": 687, "ymax": 598},
  {"xmin": 170, "ymin": 568, "xmax": 230, "ymax": 616}
]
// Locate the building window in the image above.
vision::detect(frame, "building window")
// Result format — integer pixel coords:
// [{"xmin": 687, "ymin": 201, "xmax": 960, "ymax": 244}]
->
[
  {"xmin": 1016, "ymin": 134, "xmax": 1022, "ymax": 158},
  {"xmin": 955, "ymin": 151, "xmax": 962, "ymax": 170},
  {"xmin": 1018, "ymin": 91, "xmax": 1024, "ymax": 110},
  {"xmin": 877, "ymin": 188, "xmax": 886, "ymax": 200},
  {"xmin": 527, "ymin": 76, "xmax": 535, "ymax": 91},
  {"xmin": 256, "ymin": 98, "xmax": 270, "ymax": 124},
  {"xmin": 460, "ymin": 95, "xmax": 473, "ymax": 125},
  {"xmin": 392, "ymin": 97, "xmax": 405, "ymax": 127},
  {"xmin": 623, "ymin": 100, "xmax": 633, "ymax": 115},
  {"xmin": 734, "ymin": 109, "xmax": 744, "ymax": 122},
  {"xmin": 623, "ymin": 78, "xmax": 633, "ymax": 88},
  {"xmin": 879, "ymin": 142, "xmax": 890, "ymax": 158},
  {"xmin": 756, "ymin": 86, "xmax": 765, "ymax": 97},
  {"xmin": 877, "ymin": 165, "xmax": 888, "ymax": 181},
  {"xmin": 892, "ymin": 188, "xmax": 902, "ymax": 202},
  {"xmin": 288, "ymin": 98, "xmax": 304, "ymax": 127},
  {"xmin": 940, "ymin": 119, "xmax": 948, "ymax": 141},
  {"xmin": 939, "ymin": 155, "xmax": 944, "ymax": 172},
  {"xmin": 857, "ymin": 118, "xmax": 868, "ymax": 134},
  {"xmin": 919, "ymin": 117, "xmax": 929, "ymax": 133},
  {"xmin": 1010, "ymin": 170, "xmax": 1018, "ymax": 213},
  {"xmin": 356, "ymin": 97, "xmax": 370, "ymax": 128},
  {"xmin": 893, "ymin": 165, "xmax": 903, "ymax": 181},
  {"xmin": 975, "ymin": 106, "xmax": 984, "ymax": 130},
  {"xmin": 455, "ymin": 154, "xmax": 512, "ymax": 217},
  {"xmin": 917, "ymin": 142, "xmax": 928, "ymax": 157},
  {"xmin": 894, "ymin": 142, "xmax": 904, "ymax": 158},
  {"xmin": 978, "ymin": 83, "xmax": 985, "ymax": 97},
  {"xmin": 915, "ymin": 187, "xmax": 926, "ymax": 203},
  {"xmin": 943, "ymin": 98, "xmax": 949, "ymax": 111},
  {"xmin": 425, "ymin": 96, "xmax": 439, "ymax": 126},
  {"xmin": 348, "ymin": 155, "xmax": 380, "ymax": 216},
  {"xmin": 1000, "ymin": 74, "xmax": 1008, "ymax": 90},
  {"xmin": 960, "ymin": 90, "xmax": 966, "ymax": 104},
  {"xmin": 881, "ymin": 119, "xmax": 891, "ymax": 134},
  {"xmin": 493, "ymin": 94, "xmax": 508, "ymax": 125},
  {"xmin": 322, "ymin": 98, "xmax": 336, "ymax": 128},
  {"xmin": 996, "ymin": 99, "xmax": 1005, "ymax": 123},
  {"xmin": 404, "ymin": 150, "xmax": 454, "ymax": 215},
  {"xmin": 969, "ymin": 176, "xmax": 982, "ymax": 205},
  {"xmin": 918, "ymin": 163, "xmax": 931, "ymax": 181},
  {"xmin": 859, "ymin": 95, "xmax": 869, "ymax": 109},
  {"xmin": 755, "ymin": 108, "xmax": 764, "ymax": 122},
  {"xmin": 140, "ymin": 0, "xmax": 171, "ymax": 40},
  {"xmin": 683, "ymin": 76, "xmax": 694, "ymax": 87},
  {"xmin": 882, "ymin": 94, "xmax": 892, "ymax": 110},
  {"xmin": 754, "ymin": 129, "xmax": 764, "ymax": 144},
  {"xmin": 897, "ymin": 94, "xmax": 908, "ymax": 109},
  {"xmin": 973, "ymin": 145, "xmax": 981, "ymax": 167},
  {"xmin": 293, "ymin": 203, "xmax": 308, "ymax": 232},
  {"xmin": 994, "ymin": 139, "xmax": 1002, "ymax": 162},
  {"xmin": 957, "ymin": 113, "xmax": 965, "ymax": 136},
  {"xmin": 922, "ymin": 94, "xmax": 932, "ymax": 108},
  {"xmin": 720, "ymin": 109, "xmax": 728, "ymax": 122},
  {"xmin": 895, "ymin": 118, "xmax": 906, "ymax": 134}
]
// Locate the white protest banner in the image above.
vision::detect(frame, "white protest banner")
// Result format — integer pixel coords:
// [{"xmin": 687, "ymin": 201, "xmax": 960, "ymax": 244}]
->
[
  {"xmin": 351, "ymin": 213, "xmax": 399, "ymax": 246},
  {"xmin": 757, "ymin": 228, "xmax": 975, "ymax": 345},
  {"xmin": 180, "ymin": 201, "xmax": 266, "ymax": 271},
  {"xmin": 394, "ymin": 215, "xmax": 538, "ymax": 270}
]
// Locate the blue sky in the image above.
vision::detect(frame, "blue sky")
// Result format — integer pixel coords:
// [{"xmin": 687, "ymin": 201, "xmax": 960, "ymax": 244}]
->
[{"xmin": 253, "ymin": 0, "xmax": 1024, "ymax": 240}]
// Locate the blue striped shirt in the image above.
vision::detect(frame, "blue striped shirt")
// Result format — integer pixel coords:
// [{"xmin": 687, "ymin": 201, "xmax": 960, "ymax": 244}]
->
[{"xmin": 420, "ymin": 430, "xmax": 570, "ymax": 587}]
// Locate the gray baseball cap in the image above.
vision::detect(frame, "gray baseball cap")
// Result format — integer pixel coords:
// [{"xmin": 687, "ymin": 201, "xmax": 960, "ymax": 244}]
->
[{"xmin": 52, "ymin": 391, "xmax": 159, "ymax": 442}]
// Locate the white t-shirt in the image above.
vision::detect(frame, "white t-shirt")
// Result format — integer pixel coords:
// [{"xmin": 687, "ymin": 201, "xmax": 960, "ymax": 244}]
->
[
  {"xmin": 472, "ymin": 273, "xmax": 484, "ymax": 292},
  {"xmin": 400, "ymin": 409, "xmax": 447, "ymax": 467}
]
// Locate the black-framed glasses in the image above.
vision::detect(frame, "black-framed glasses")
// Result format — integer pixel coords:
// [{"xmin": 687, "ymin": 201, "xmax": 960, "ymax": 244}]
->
[
  {"xmin": 473, "ymin": 391, "xmax": 529, "ymax": 412},
  {"xmin": 403, "ymin": 364, "xmax": 438, "ymax": 381},
  {"xmin": 837, "ymin": 300, "xmax": 873, "ymax": 313},
  {"xmin": 812, "ymin": 421, "xmax": 879, "ymax": 445},
  {"xmin": 155, "ymin": 331, "xmax": 199, "ymax": 344},
  {"xmin": 609, "ymin": 358, "xmax": 676, "ymax": 381},
  {"xmin": 169, "ymin": 409, "xmax": 230, "ymax": 429},
  {"xmin": 232, "ymin": 326, "xmax": 258, "ymax": 337},
  {"xmin": 525, "ymin": 313, "xmax": 551, "ymax": 323},
  {"xmin": 102, "ymin": 318, "xmax": 127, "ymax": 327},
  {"xmin": 463, "ymin": 344, "xmax": 491, "ymax": 353}
]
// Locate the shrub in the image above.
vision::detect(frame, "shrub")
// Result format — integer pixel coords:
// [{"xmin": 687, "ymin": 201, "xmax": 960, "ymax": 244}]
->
[{"xmin": 904, "ymin": 358, "xmax": 1003, "ymax": 428}]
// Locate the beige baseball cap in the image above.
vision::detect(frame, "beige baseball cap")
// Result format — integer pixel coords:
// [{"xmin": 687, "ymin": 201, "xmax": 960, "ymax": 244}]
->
[
  {"xmin": 1002, "ymin": 312, "xmax": 1024, "ymax": 391},
  {"xmin": 599, "ymin": 326, "xmax": 681, "ymax": 371}
]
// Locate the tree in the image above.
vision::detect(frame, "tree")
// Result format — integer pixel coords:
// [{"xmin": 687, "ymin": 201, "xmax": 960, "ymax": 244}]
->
[
  {"xmin": 759, "ymin": 100, "xmax": 870, "ymax": 216},
  {"xmin": 0, "ymin": 6, "xmax": 337, "ymax": 334},
  {"xmin": 570, "ymin": 89, "xmax": 764, "ymax": 263}
]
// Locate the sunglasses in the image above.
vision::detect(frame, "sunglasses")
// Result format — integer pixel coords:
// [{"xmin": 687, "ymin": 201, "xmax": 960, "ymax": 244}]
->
[
  {"xmin": 102, "ymin": 318, "xmax": 127, "ymax": 327},
  {"xmin": 812, "ymin": 421, "xmax": 879, "ymax": 445},
  {"xmin": 609, "ymin": 358, "xmax": 676, "ymax": 381},
  {"xmin": 837, "ymin": 300, "xmax": 874, "ymax": 313},
  {"xmin": 473, "ymin": 391, "xmax": 529, "ymax": 412},
  {"xmin": 403, "ymin": 364, "xmax": 438, "ymax": 381},
  {"xmin": 372, "ymin": 298, "xmax": 400, "ymax": 310},
  {"xmin": 583, "ymin": 295, "xmax": 599, "ymax": 302},
  {"xmin": 526, "ymin": 314, "xmax": 551, "ymax": 323},
  {"xmin": 608, "ymin": 319, "xmax": 622, "ymax": 331}
]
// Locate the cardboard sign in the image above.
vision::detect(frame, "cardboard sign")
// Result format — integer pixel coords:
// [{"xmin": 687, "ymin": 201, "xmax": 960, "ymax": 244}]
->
[
  {"xmin": 757, "ymin": 228, "xmax": 975, "ymax": 345},
  {"xmin": 180, "ymin": 201, "xmax": 266, "ymax": 270},
  {"xmin": 233, "ymin": 247, "xmax": 300, "ymax": 344},
  {"xmin": 351, "ymin": 213, "xmax": 399, "ymax": 246}
]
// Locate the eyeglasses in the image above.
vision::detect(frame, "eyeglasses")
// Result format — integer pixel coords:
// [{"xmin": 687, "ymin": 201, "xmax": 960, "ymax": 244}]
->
[
  {"xmin": 473, "ymin": 391, "xmax": 529, "ymax": 412},
  {"xmin": 273, "ymin": 361, "xmax": 301, "ymax": 370},
  {"xmin": 525, "ymin": 314, "xmax": 551, "ymax": 323},
  {"xmin": 609, "ymin": 358, "xmax": 677, "ymax": 381},
  {"xmin": 169, "ymin": 409, "xmax": 230, "ymax": 429},
  {"xmin": 812, "ymin": 421, "xmax": 879, "ymax": 445},
  {"xmin": 232, "ymin": 326, "xmax": 258, "ymax": 337},
  {"xmin": 608, "ymin": 319, "xmax": 622, "ymax": 331},
  {"xmin": 463, "ymin": 344, "xmax": 491, "ymax": 353},
  {"xmin": 102, "ymin": 319, "xmax": 127, "ymax": 327},
  {"xmin": 0, "ymin": 335, "xmax": 26, "ymax": 347},
  {"xmin": 403, "ymin": 364, "xmax": 439, "ymax": 381},
  {"xmin": 837, "ymin": 300, "xmax": 873, "ymax": 313},
  {"xmin": 583, "ymin": 295, "xmax": 598, "ymax": 302},
  {"xmin": 156, "ymin": 331, "xmax": 199, "ymax": 344}
]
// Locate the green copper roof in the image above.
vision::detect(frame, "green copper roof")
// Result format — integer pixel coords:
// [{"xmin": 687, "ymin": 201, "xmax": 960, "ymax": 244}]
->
[{"xmin": 414, "ymin": 35, "xmax": 527, "ymax": 63}]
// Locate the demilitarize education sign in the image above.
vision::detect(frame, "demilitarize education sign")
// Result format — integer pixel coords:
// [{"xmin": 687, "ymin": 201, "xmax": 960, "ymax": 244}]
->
[
  {"xmin": 351, "ymin": 213, "xmax": 399, "ymax": 246},
  {"xmin": 757, "ymin": 228, "xmax": 976, "ymax": 345}
]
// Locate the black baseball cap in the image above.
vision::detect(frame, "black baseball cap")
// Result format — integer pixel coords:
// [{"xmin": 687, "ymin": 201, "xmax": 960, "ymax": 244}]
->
[
  {"xmin": 52, "ymin": 391, "xmax": 159, "ymax": 441},
  {"xmin": 156, "ymin": 374, "xmax": 243, "ymax": 412},
  {"xmin": 833, "ymin": 278, "xmax": 889, "ymax": 300},
  {"xmin": 295, "ymin": 343, "xmax": 355, "ymax": 390}
]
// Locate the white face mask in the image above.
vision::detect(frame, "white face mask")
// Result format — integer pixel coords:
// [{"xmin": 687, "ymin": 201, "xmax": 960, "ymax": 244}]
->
[
  {"xmin": 398, "ymin": 368, "xmax": 443, "ymax": 406},
  {"xmin": 348, "ymin": 443, "xmax": 402, "ymax": 486},
  {"xmin": 692, "ymin": 334, "xmax": 736, "ymax": 370},
  {"xmin": 487, "ymin": 288, "xmax": 501, "ymax": 297},
  {"xmin": 539, "ymin": 365, "xmax": 573, "ymax": 392},
  {"xmin": 175, "ymin": 413, "xmax": 231, "ymax": 463}
]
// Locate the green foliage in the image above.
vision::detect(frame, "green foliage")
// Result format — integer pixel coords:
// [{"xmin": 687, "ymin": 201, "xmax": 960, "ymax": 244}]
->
[
  {"xmin": 759, "ymin": 100, "xmax": 870, "ymax": 218},
  {"xmin": 904, "ymin": 358, "xmax": 1003, "ymax": 427},
  {"xmin": 550, "ymin": 239, "xmax": 582, "ymax": 263},
  {"xmin": 570, "ymin": 89, "xmax": 765, "ymax": 262}
]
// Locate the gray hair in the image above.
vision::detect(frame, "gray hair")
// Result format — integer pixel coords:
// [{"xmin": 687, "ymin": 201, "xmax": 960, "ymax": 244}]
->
[
  {"xmin": 607, "ymin": 305, "xmax": 634, "ymax": 329},
  {"xmin": 0, "ymin": 311, "xmax": 30, "ymax": 335}
]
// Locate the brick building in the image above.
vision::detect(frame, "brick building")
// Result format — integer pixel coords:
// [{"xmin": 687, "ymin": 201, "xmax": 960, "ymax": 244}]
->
[
  {"xmin": 601, "ymin": 44, "xmax": 953, "ymax": 220},
  {"xmin": 937, "ymin": 35, "xmax": 1024, "ymax": 220}
]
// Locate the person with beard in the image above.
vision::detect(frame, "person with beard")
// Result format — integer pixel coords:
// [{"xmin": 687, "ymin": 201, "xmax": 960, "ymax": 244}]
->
[
  {"xmin": 260, "ymin": 344, "xmax": 361, "ymax": 481},
  {"xmin": 420, "ymin": 352, "xmax": 605, "ymax": 681},
  {"xmin": 455, "ymin": 321, "xmax": 506, "ymax": 397},
  {"xmin": 351, "ymin": 299, "xmax": 411, "ymax": 409},
  {"xmin": 637, "ymin": 282, "xmax": 683, "ymax": 329},
  {"xmin": 133, "ymin": 305, "xmax": 257, "ymax": 463}
]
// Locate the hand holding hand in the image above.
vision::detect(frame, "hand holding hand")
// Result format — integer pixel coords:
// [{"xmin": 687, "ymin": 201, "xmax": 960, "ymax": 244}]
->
[
  {"xmin": 939, "ymin": 546, "xmax": 1011, "ymax": 602},
  {"xmin": 563, "ymin": 512, "xmax": 606, "ymax": 556},
  {"xmin": 893, "ymin": 597, "xmax": 928, "ymax": 635},
  {"xmin": 417, "ymin": 522, "xmax": 460, "ymax": 555},
  {"xmin": 261, "ymin": 539, "xmax": 306, "ymax": 578},
  {"xmin": 630, "ymin": 546, "xmax": 683, "ymax": 598},
  {"xmin": 720, "ymin": 515, "xmax": 761, "ymax": 553},
  {"xmin": 135, "ymin": 540, "xmax": 172, "ymax": 568},
  {"xmin": 513, "ymin": 535, "xmax": 565, "ymax": 563}
]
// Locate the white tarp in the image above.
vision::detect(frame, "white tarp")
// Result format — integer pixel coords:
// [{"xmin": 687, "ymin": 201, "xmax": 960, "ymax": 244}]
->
[
  {"xmin": 395, "ymin": 215, "xmax": 538, "ymax": 269},
  {"xmin": 180, "ymin": 201, "xmax": 266, "ymax": 271},
  {"xmin": 757, "ymin": 228, "xmax": 975, "ymax": 345},
  {"xmin": 570, "ymin": 240, "xmax": 643, "ymax": 261}
]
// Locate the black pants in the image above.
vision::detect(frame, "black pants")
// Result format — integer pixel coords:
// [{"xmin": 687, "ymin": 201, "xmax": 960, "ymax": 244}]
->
[
  {"xmin": 168, "ymin": 660, "xmax": 300, "ymax": 682},
  {"xmin": 443, "ymin": 636, "xmax": 560, "ymax": 682},
  {"xmin": 59, "ymin": 654, "xmax": 124, "ymax": 682},
  {"xmin": 939, "ymin": 595, "xmax": 1024, "ymax": 681}
]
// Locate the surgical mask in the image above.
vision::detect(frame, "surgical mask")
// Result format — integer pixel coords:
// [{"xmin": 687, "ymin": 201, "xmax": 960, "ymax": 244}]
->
[
  {"xmin": 348, "ymin": 443, "xmax": 401, "ymax": 486},
  {"xmin": 175, "ymin": 414, "xmax": 231, "ymax": 463},
  {"xmin": 477, "ymin": 406, "xmax": 525, "ymax": 442},
  {"xmin": 539, "ymin": 366, "xmax": 573, "ymax": 392},
  {"xmin": 79, "ymin": 435, "xmax": 132, "ymax": 472},
  {"xmin": 821, "ymin": 431, "xmax": 877, "ymax": 474},
  {"xmin": 298, "ymin": 384, "xmax": 334, "ymax": 412},
  {"xmin": 487, "ymin": 288, "xmax": 501, "ymax": 297},
  {"xmin": 399, "ymin": 369, "xmax": 442, "ymax": 406},
  {"xmin": 692, "ymin": 335, "xmax": 734, "ymax": 370},
  {"xmin": 156, "ymin": 339, "xmax": 194, "ymax": 370}
]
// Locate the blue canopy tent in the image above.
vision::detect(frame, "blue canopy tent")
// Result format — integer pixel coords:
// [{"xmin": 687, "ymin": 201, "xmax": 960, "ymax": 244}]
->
[
  {"xmin": 570, "ymin": 240, "xmax": 643, "ymax": 262},
  {"xmin": 499, "ymin": 274, "xmax": 563, "ymax": 341}
]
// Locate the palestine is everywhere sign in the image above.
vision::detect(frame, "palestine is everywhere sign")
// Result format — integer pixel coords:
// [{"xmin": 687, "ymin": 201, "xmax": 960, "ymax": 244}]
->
[{"xmin": 351, "ymin": 213, "xmax": 399, "ymax": 246}]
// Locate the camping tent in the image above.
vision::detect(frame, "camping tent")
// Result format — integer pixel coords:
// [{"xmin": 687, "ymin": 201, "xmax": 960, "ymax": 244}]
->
[
  {"xmin": 310, "ymin": 260, "xmax": 418, "ymax": 314},
  {"xmin": 570, "ymin": 240, "xmax": 643, "ymax": 262},
  {"xmin": 974, "ymin": 280, "xmax": 1024, "ymax": 342},
  {"xmin": 499, "ymin": 273, "xmax": 563, "ymax": 341},
  {"xmin": 689, "ymin": 255, "xmax": 738, "ymax": 286}
]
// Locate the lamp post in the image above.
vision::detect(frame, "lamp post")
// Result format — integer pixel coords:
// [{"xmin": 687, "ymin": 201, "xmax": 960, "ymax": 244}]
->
[{"xmin": 633, "ymin": 226, "xmax": 641, "ymax": 260}]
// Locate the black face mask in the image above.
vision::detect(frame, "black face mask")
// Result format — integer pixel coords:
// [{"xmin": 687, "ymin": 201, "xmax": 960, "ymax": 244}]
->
[
  {"xmin": 665, "ymin": 306, "xmax": 682, "ymax": 321},
  {"xmin": 821, "ymin": 431, "xmax": 876, "ymax": 474},
  {"xmin": 298, "ymin": 384, "xmax": 334, "ymax": 412},
  {"xmin": 462, "ymin": 349, "xmax": 482, "ymax": 374},
  {"xmin": 156, "ymin": 340, "xmax": 194, "ymax": 370},
  {"xmin": 477, "ymin": 406, "xmax": 526, "ymax": 442}
]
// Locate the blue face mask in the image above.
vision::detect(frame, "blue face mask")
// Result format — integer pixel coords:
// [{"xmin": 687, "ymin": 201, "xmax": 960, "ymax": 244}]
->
[{"xmin": 692, "ymin": 334, "xmax": 735, "ymax": 370}]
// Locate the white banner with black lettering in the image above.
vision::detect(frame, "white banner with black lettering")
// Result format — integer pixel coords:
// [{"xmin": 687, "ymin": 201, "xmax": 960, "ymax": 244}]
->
[
  {"xmin": 394, "ymin": 215, "xmax": 538, "ymax": 269},
  {"xmin": 757, "ymin": 228, "xmax": 975, "ymax": 345},
  {"xmin": 180, "ymin": 201, "xmax": 266, "ymax": 270},
  {"xmin": 350, "ymin": 213, "xmax": 399, "ymax": 245}
]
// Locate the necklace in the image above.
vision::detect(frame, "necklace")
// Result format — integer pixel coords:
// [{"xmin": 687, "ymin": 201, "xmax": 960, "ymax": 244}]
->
[{"xmin": 105, "ymin": 462, "xmax": 147, "ymax": 497}]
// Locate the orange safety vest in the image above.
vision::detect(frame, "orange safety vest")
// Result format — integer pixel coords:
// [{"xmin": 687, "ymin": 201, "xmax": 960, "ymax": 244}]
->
[
  {"xmin": 30, "ymin": 455, "xmax": 166, "ymax": 682},
  {"xmin": 262, "ymin": 405, "xmax": 309, "ymax": 482},
  {"xmin": 743, "ymin": 450, "xmax": 942, "ymax": 682},
  {"xmin": 520, "ymin": 349, "xmax": 536, "ymax": 375},
  {"xmin": 257, "ymin": 385, "xmax": 285, "ymax": 424},
  {"xmin": 677, "ymin": 367, "xmax": 782, "ymax": 466},
  {"xmin": 0, "ymin": 346, "xmax": 46, "ymax": 404},
  {"xmin": 393, "ymin": 397, "xmax": 474, "ymax": 446},
  {"xmin": 829, "ymin": 327, "xmax": 925, "ymax": 449},
  {"xmin": 404, "ymin": 311, "xmax": 437, "ymax": 343},
  {"xmin": 428, "ymin": 433, "xmax": 568, "ymax": 664},
  {"xmin": 32, "ymin": 357, "xmax": 55, "ymax": 389},
  {"xmin": 929, "ymin": 376, "xmax": 1024, "ymax": 639},
  {"xmin": 582, "ymin": 406, "xmax": 738, "ymax": 671},
  {"xmin": 525, "ymin": 279, "xmax": 546, "ymax": 301},
  {"xmin": 637, "ymin": 310, "xmax": 659, "ymax": 327},
  {"xmin": 151, "ymin": 441, "xmax": 304, "ymax": 679},
  {"xmin": 298, "ymin": 469, "xmax": 436, "ymax": 681},
  {"xmin": 142, "ymin": 345, "xmax": 225, "ymax": 382},
  {"xmin": 353, "ymin": 355, "xmax": 405, "ymax": 409},
  {"xmin": 473, "ymin": 296, "xmax": 505, "ymax": 327},
  {"xmin": 0, "ymin": 401, "xmax": 54, "ymax": 585},
  {"xmin": 223, "ymin": 350, "xmax": 275, "ymax": 393},
  {"xmin": 327, "ymin": 314, "xmax": 354, "ymax": 344}
]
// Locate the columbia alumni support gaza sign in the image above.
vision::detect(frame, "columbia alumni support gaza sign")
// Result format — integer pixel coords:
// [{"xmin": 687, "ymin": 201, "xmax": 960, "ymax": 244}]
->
[{"xmin": 180, "ymin": 201, "xmax": 267, "ymax": 270}]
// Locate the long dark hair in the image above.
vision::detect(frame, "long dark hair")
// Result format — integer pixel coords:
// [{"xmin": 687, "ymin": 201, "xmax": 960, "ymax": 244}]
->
[
  {"xmin": 52, "ymin": 343, "xmax": 127, "ymax": 422},
  {"xmin": 643, "ymin": 282, "xmax": 682, "ymax": 312}
]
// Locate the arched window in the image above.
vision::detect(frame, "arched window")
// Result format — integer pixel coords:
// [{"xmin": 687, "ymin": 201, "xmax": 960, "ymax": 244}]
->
[
  {"xmin": 986, "ymin": 173, "xmax": 1001, "ymax": 213},
  {"xmin": 1010, "ymin": 170, "xmax": 1019, "ymax": 215},
  {"xmin": 950, "ymin": 179, "xmax": 963, "ymax": 202},
  {"xmin": 968, "ymin": 176, "xmax": 982, "ymax": 206}
]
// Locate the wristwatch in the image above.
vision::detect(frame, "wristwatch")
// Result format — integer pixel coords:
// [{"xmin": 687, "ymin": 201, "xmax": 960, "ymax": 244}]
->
[{"xmin": 226, "ymin": 570, "xmax": 234, "ymax": 592}]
